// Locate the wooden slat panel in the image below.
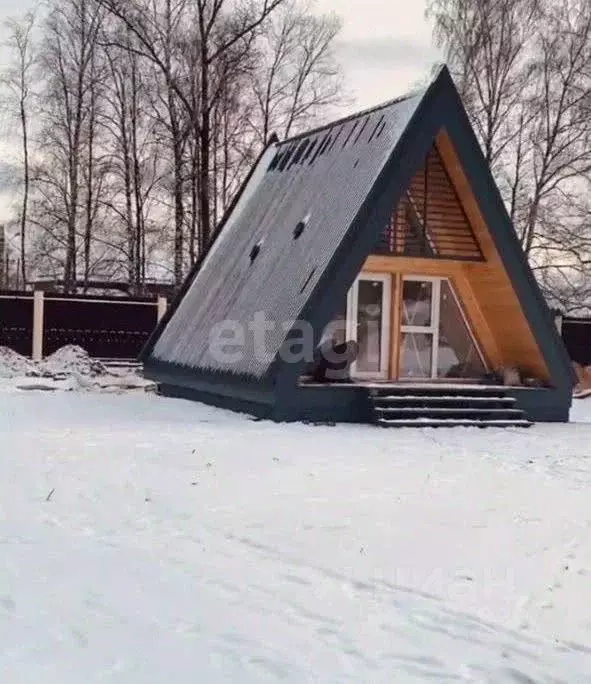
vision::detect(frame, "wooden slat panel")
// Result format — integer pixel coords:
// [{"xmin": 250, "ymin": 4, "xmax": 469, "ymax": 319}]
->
[{"xmin": 378, "ymin": 145, "xmax": 483, "ymax": 261}]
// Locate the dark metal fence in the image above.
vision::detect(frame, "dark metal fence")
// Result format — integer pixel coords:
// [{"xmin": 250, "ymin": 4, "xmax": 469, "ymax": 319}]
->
[
  {"xmin": 0, "ymin": 290, "xmax": 165, "ymax": 360},
  {"xmin": 2, "ymin": 290, "xmax": 588, "ymax": 364},
  {"xmin": 0, "ymin": 293, "xmax": 33, "ymax": 357},
  {"xmin": 561, "ymin": 316, "xmax": 591, "ymax": 366}
]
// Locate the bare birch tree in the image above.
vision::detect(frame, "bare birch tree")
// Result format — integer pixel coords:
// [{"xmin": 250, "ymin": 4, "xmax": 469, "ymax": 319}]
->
[
  {"xmin": 34, "ymin": 0, "xmax": 106, "ymax": 291},
  {"xmin": 429, "ymin": 0, "xmax": 591, "ymax": 308},
  {"xmin": 250, "ymin": 1, "xmax": 344, "ymax": 145},
  {"xmin": 429, "ymin": 0, "xmax": 539, "ymax": 167},
  {"xmin": 96, "ymin": 0, "xmax": 289, "ymax": 282},
  {"xmin": 3, "ymin": 11, "xmax": 37, "ymax": 287},
  {"xmin": 520, "ymin": 1, "xmax": 591, "ymax": 256},
  {"xmin": 101, "ymin": 22, "xmax": 162, "ymax": 292}
]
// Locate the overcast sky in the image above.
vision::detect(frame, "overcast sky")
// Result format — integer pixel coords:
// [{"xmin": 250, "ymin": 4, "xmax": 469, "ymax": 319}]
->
[{"xmin": 316, "ymin": 0, "xmax": 440, "ymax": 109}]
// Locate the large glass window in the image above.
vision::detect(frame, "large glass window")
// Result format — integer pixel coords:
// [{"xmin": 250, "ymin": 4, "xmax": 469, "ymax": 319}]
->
[{"xmin": 437, "ymin": 280, "xmax": 486, "ymax": 378}]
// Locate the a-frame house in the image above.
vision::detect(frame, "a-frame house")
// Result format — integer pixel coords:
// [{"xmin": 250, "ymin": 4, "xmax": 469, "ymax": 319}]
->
[{"xmin": 141, "ymin": 66, "xmax": 573, "ymax": 426}]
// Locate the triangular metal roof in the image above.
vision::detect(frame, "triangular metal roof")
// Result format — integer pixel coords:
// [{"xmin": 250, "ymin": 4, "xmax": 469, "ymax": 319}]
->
[{"xmin": 142, "ymin": 66, "xmax": 573, "ymax": 394}]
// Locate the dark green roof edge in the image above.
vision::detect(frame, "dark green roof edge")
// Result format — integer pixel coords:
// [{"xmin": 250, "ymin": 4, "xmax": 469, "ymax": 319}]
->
[{"xmin": 435, "ymin": 69, "xmax": 574, "ymax": 392}]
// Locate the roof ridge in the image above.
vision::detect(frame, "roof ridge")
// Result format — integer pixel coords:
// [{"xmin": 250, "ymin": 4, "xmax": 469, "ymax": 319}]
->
[{"xmin": 279, "ymin": 84, "xmax": 429, "ymax": 146}]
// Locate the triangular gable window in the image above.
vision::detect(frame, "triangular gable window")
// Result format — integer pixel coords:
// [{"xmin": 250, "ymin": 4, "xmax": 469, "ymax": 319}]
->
[{"xmin": 377, "ymin": 146, "xmax": 484, "ymax": 261}]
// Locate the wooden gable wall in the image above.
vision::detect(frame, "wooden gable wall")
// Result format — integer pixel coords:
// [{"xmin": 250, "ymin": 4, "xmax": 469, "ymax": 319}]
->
[{"xmin": 364, "ymin": 130, "xmax": 551, "ymax": 382}]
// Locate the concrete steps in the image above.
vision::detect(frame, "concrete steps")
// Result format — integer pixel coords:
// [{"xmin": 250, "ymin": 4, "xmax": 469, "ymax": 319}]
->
[{"xmin": 369, "ymin": 386, "xmax": 532, "ymax": 428}]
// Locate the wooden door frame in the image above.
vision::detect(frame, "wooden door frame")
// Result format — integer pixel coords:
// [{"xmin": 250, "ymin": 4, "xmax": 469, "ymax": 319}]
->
[{"xmin": 390, "ymin": 273, "xmax": 402, "ymax": 380}]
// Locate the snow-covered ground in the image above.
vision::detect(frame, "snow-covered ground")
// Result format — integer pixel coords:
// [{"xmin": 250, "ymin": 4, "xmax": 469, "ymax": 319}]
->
[{"xmin": 2, "ymin": 382, "xmax": 591, "ymax": 681}]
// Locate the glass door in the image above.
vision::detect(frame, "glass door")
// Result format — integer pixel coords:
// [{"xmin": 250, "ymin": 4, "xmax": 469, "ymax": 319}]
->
[
  {"xmin": 347, "ymin": 273, "xmax": 391, "ymax": 380},
  {"xmin": 399, "ymin": 277, "xmax": 438, "ymax": 379},
  {"xmin": 399, "ymin": 276, "xmax": 487, "ymax": 380}
]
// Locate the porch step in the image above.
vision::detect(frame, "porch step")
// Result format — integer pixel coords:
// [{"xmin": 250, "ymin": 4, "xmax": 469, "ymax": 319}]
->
[
  {"xmin": 375, "ymin": 407, "xmax": 524, "ymax": 418},
  {"xmin": 373, "ymin": 396, "xmax": 516, "ymax": 410},
  {"xmin": 369, "ymin": 386, "xmax": 532, "ymax": 428},
  {"xmin": 370, "ymin": 385, "xmax": 513, "ymax": 397},
  {"xmin": 377, "ymin": 418, "xmax": 532, "ymax": 428}
]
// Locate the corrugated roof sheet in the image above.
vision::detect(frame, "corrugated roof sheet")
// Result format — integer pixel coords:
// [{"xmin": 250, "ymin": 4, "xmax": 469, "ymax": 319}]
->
[{"xmin": 151, "ymin": 87, "xmax": 428, "ymax": 379}]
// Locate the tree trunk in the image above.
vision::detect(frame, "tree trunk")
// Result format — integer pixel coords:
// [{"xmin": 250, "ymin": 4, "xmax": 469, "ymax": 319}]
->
[
  {"xmin": 19, "ymin": 93, "xmax": 29, "ymax": 288},
  {"xmin": 199, "ymin": 41, "xmax": 211, "ymax": 252},
  {"xmin": 84, "ymin": 76, "xmax": 96, "ymax": 291},
  {"xmin": 130, "ymin": 48, "xmax": 143, "ymax": 292}
]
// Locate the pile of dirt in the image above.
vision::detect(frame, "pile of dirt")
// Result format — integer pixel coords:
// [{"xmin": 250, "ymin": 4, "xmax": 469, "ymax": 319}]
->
[
  {"xmin": 41, "ymin": 345, "xmax": 108, "ymax": 378},
  {"xmin": 0, "ymin": 347, "xmax": 38, "ymax": 379},
  {"xmin": 0, "ymin": 344, "xmax": 154, "ymax": 393}
]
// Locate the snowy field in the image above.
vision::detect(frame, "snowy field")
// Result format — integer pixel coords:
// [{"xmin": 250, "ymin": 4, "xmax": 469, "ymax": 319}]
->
[{"xmin": 2, "ymin": 374, "xmax": 591, "ymax": 681}]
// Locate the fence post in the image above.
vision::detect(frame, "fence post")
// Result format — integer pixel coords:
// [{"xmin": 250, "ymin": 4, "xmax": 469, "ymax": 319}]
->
[
  {"xmin": 554, "ymin": 311, "xmax": 563, "ymax": 335},
  {"xmin": 157, "ymin": 296, "xmax": 168, "ymax": 323},
  {"xmin": 32, "ymin": 290, "xmax": 45, "ymax": 361}
]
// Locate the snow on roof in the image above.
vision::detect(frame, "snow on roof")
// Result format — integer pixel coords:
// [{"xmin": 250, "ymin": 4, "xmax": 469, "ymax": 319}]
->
[{"xmin": 150, "ymin": 87, "xmax": 426, "ymax": 378}]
